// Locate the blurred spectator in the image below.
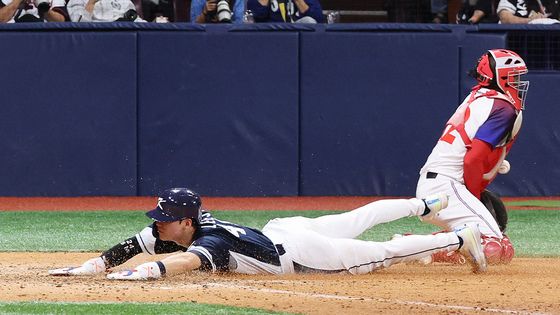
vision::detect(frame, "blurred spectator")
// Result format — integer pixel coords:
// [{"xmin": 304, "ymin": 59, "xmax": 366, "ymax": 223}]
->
[
  {"xmin": 0, "ymin": 0, "xmax": 68, "ymax": 22},
  {"xmin": 67, "ymin": 0, "xmax": 145, "ymax": 21},
  {"xmin": 142, "ymin": 0, "xmax": 174, "ymax": 22},
  {"xmin": 497, "ymin": 0, "xmax": 559, "ymax": 23},
  {"xmin": 431, "ymin": 0, "xmax": 447, "ymax": 23},
  {"xmin": 191, "ymin": 0, "xmax": 244, "ymax": 23},
  {"xmin": 385, "ymin": 0, "xmax": 432, "ymax": 23},
  {"xmin": 247, "ymin": 0, "xmax": 323, "ymax": 23},
  {"xmin": 457, "ymin": 0, "xmax": 498, "ymax": 24}
]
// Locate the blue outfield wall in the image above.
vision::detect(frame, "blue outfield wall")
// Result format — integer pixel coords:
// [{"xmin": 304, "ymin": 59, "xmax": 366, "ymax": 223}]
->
[{"xmin": 0, "ymin": 23, "xmax": 558, "ymax": 196}]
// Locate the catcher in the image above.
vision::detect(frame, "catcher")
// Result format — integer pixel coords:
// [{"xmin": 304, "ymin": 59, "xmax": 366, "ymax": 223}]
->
[
  {"xmin": 413, "ymin": 49, "xmax": 525, "ymax": 265},
  {"xmin": 49, "ymin": 187, "xmax": 487, "ymax": 280}
]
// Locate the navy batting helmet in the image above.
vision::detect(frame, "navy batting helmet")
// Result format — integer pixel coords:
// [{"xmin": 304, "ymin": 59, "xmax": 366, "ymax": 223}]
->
[{"xmin": 146, "ymin": 188, "xmax": 202, "ymax": 223}]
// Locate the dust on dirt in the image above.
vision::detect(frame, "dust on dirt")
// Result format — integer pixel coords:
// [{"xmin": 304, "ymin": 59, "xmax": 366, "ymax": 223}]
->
[{"xmin": 2, "ymin": 252, "xmax": 559, "ymax": 314}]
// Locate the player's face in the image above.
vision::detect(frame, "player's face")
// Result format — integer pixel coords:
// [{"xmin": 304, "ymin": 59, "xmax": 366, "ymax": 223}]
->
[{"xmin": 156, "ymin": 219, "xmax": 195, "ymax": 246}]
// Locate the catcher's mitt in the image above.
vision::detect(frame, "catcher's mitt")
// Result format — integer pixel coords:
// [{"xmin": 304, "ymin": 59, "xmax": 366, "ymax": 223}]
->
[{"xmin": 480, "ymin": 189, "xmax": 508, "ymax": 232}]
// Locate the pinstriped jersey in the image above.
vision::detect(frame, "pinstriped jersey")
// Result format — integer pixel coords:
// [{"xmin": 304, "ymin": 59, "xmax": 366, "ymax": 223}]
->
[
  {"xmin": 187, "ymin": 212, "xmax": 281, "ymax": 274},
  {"xmin": 135, "ymin": 211, "xmax": 281, "ymax": 274}
]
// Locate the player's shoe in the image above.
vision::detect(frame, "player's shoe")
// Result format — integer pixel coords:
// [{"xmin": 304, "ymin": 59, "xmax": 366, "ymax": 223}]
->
[
  {"xmin": 454, "ymin": 223, "xmax": 488, "ymax": 273},
  {"xmin": 420, "ymin": 193, "xmax": 448, "ymax": 221}
]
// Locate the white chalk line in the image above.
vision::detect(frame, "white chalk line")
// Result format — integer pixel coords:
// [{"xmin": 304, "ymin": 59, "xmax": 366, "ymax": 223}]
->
[{"xmin": 152, "ymin": 281, "xmax": 550, "ymax": 315}]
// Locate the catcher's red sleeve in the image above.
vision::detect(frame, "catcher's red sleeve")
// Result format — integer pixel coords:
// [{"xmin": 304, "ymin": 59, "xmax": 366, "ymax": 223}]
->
[{"xmin": 464, "ymin": 139, "xmax": 493, "ymax": 199}]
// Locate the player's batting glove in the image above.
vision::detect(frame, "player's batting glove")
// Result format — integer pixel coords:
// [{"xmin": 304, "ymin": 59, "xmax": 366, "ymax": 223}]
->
[
  {"xmin": 106, "ymin": 262, "xmax": 162, "ymax": 281},
  {"xmin": 48, "ymin": 257, "xmax": 106, "ymax": 276},
  {"xmin": 498, "ymin": 160, "xmax": 511, "ymax": 174}
]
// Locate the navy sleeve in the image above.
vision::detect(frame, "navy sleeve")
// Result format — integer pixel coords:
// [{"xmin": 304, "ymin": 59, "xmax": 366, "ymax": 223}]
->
[
  {"xmin": 301, "ymin": 0, "xmax": 323, "ymax": 22},
  {"xmin": 247, "ymin": 0, "xmax": 269, "ymax": 20},
  {"xmin": 187, "ymin": 235, "xmax": 231, "ymax": 272},
  {"xmin": 474, "ymin": 99, "xmax": 517, "ymax": 148}
]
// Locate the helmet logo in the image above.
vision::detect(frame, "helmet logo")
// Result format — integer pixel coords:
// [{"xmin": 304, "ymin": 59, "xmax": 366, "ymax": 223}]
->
[{"xmin": 157, "ymin": 198, "xmax": 166, "ymax": 210}]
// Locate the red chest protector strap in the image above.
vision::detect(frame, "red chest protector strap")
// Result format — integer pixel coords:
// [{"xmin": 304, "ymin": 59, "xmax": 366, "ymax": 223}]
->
[{"xmin": 447, "ymin": 86, "xmax": 512, "ymax": 147}]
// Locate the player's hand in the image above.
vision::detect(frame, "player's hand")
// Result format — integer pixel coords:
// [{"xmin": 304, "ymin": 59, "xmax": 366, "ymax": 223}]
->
[
  {"xmin": 107, "ymin": 262, "xmax": 161, "ymax": 281},
  {"xmin": 49, "ymin": 257, "xmax": 106, "ymax": 276},
  {"xmin": 498, "ymin": 160, "xmax": 510, "ymax": 174}
]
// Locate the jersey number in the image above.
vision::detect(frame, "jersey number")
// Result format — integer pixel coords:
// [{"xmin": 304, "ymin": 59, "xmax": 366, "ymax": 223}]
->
[
  {"xmin": 217, "ymin": 224, "xmax": 247, "ymax": 238},
  {"xmin": 439, "ymin": 105, "xmax": 471, "ymax": 145}
]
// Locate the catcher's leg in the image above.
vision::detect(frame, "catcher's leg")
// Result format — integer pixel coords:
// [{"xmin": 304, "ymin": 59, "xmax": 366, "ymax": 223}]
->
[{"xmin": 417, "ymin": 175, "xmax": 503, "ymax": 238}]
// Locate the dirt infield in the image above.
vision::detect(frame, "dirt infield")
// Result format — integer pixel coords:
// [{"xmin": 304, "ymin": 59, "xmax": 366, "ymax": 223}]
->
[
  {"xmin": 2, "ymin": 252, "xmax": 559, "ymax": 314},
  {"xmin": 2, "ymin": 197, "xmax": 559, "ymax": 314}
]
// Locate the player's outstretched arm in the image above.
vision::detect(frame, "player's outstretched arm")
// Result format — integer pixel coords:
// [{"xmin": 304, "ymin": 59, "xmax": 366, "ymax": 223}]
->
[
  {"xmin": 106, "ymin": 252, "xmax": 202, "ymax": 280},
  {"xmin": 48, "ymin": 235, "xmax": 142, "ymax": 276},
  {"xmin": 49, "ymin": 224, "xmax": 187, "ymax": 276}
]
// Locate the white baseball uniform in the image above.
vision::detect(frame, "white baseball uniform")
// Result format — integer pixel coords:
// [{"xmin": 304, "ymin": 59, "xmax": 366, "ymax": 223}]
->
[
  {"xmin": 416, "ymin": 87, "xmax": 521, "ymax": 238},
  {"xmin": 263, "ymin": 198, "xmax": 461, "ymax": 274}
]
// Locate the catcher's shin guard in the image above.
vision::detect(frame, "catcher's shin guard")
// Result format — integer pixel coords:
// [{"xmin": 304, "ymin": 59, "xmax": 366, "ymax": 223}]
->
[{"xmin": 430, "ymin": 233, "xmax": 514, "ymax": 265}]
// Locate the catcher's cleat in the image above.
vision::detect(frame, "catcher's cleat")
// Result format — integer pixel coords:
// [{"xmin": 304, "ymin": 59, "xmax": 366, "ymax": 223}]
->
[
  {"xmin": 421, "ymin": 193, "xmax": 448, "ymax": 220},
  {"xmin": 455, "ymin": 223, "xmax": 488, "ymax": 273}
]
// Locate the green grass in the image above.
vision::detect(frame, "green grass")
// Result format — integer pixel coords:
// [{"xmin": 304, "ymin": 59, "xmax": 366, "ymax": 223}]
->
[
  {"xmin": 0, "ymin": 209, "xmax": 559, "ymax": 256},
  {"xmin": 0, "ymin": 302, "xmax": 290, "ymax": 315},
  {"xmin": 506, "ymin": 199, "xmax": 560, "ymax": 208}
]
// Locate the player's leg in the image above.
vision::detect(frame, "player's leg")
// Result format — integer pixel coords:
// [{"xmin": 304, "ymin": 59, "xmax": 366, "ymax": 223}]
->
[
  {"xmin": 282, "ymin": 228, "xmax": 466, "ymax": 274},
  {"xmin": 282, "ymin": 197, "xmax": 445, "ymax": 239},
  {"xmin": 417, "ymin": 175, "xmax": 502, "ymax": 238},
  {"xmin": 416, "ymin": 175, "xmax": 511, "ymax": 264}
]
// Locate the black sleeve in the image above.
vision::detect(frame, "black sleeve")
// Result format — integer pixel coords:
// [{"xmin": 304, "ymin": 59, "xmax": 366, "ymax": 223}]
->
[
  {"xmin": 101, "ymin": 224, "xmax": 186, "ymax": 268},
  {"xmin": 101, "ymin": 237, "xmax": 143, "ymax": 268}
]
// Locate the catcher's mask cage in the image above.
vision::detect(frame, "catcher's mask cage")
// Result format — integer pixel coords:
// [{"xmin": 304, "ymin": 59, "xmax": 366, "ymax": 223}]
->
[{"xmin": 473, "ymin": 49, "xmax": 529, "ymax": 111}]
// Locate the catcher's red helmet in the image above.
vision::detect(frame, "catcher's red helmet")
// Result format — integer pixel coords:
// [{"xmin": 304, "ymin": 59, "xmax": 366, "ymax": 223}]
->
[{"xmin": 474, "ymin": 49, "xmax": 529, "ymax": 111}]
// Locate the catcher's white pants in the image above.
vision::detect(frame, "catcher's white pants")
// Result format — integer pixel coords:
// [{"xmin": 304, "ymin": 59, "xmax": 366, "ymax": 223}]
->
[
  {"xmin": 262, "ymin": 198, "xmax": 461, "ymax": 275},
  {"xmin": 416, "ymin": 173, "xmax": 503, "ymax": 238}
]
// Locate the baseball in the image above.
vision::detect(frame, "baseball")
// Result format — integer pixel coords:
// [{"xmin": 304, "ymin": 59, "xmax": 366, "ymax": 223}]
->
[{"xmin": 498, "ymin": 160, "xmax": 511, "ymax": 174}]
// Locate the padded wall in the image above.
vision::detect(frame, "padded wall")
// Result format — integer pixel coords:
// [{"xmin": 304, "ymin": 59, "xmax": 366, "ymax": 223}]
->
[
  {"xmin": 491, "ymin": 73, "xmax": 560, "ymax": 196},
  {"xmin": 0, "ymin": 24, "xmax": 557, "ymax": 196},
  {"xmin": 137, "ymin": 29, "xmax": 299, "ymax": 196},
  {"xmin": 0, "ymin": 32, "xmax": 137, "ymax": 196},
  {"xmin": 299, "ymin": 31, "xmax": 459, "ymax": 195}
]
